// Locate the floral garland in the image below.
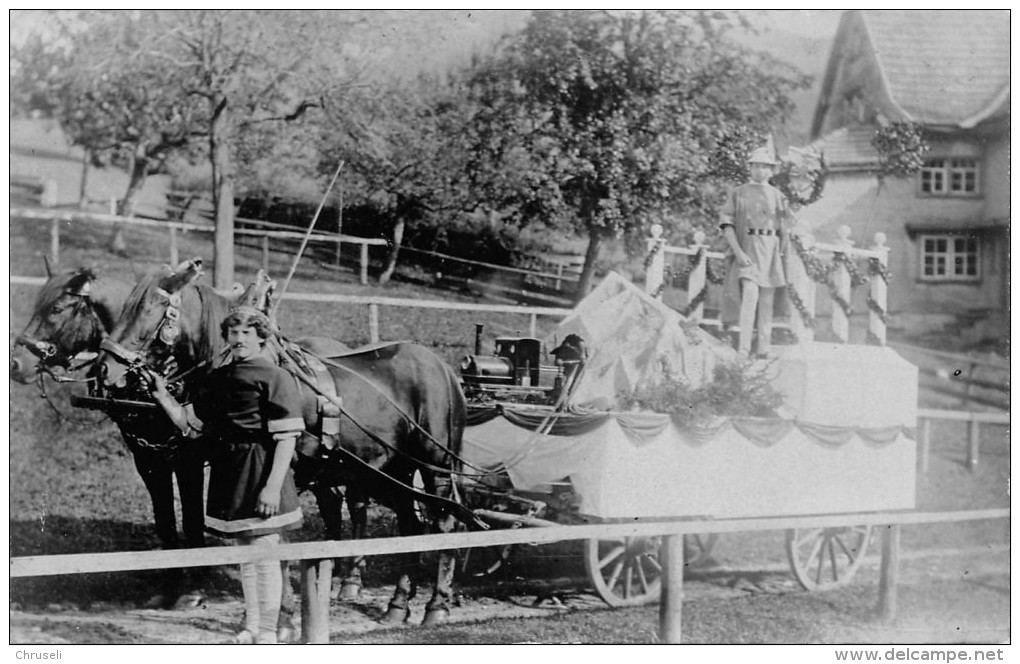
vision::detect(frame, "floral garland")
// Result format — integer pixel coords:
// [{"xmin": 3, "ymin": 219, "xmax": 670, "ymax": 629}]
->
[
  {"xmin": 866, "ymin": 295, "xmax": 888, "ymax": 324},
  {"xmin": 834, "ymin": 251, "xmax": 870, "ymax": 288},
  {"xmin": 772, "ymin": 154, "xmax": 829, "ymax": 207},
  {"xmin": 872, "ymin": 122, "xmax": 930, "ymax": 180},
  {"xmin": 785, "ymin": 285, "xmax": 816, "ymax": 329},
  {"xmin": 705, "ymin": 257, "xmax": 726, "ymax": 285},
  {"xmin": 790, "ymin": 234, "xmax": 836, "ymax": 283},
  {"xmin": 869, "ymin": 256, "xmax": 892, "ymax": 284},
  {"xmin": 680, "ymin": 285, "xmax": 709, "ymax": 318},
  {"xmin": 643, "ymin": 240, "xmax": 663, "ymax": 270}
]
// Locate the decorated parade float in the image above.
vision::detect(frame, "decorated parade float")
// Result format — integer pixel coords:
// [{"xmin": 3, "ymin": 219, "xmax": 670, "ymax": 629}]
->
[{"xmin": 457, "ymin": 159, "xmax": 919, "ymax": 603}]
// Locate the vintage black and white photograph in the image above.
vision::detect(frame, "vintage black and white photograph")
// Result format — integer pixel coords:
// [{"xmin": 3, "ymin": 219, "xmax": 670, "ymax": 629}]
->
[{"xmin": 8, "ymin": 9, "xmax": 1010, "ymax": 650}]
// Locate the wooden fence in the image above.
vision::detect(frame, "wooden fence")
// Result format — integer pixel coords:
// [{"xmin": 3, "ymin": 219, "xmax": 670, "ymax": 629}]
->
[
  {"xmin": 9, "ymin": 208, "xmax": 387, "ymax": 285},
  {"xmin": 9, "ymin": 508, "xmax": 1008, "ymax": 644},
  {"xmin": 916, "ymin": 408, "xmax": 1010, "ymax": 475}
]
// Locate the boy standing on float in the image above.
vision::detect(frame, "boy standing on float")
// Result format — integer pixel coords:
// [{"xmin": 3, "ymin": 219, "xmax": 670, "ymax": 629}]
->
[{"xmin": 719, "ymin": 146, "xmax": 796, "ymax": 358}]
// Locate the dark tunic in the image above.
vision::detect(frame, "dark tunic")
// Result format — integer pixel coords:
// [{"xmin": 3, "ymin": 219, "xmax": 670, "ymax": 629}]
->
[{"xmin": 194, "ymin": 355, "xmax": 305, "ymax": 538}]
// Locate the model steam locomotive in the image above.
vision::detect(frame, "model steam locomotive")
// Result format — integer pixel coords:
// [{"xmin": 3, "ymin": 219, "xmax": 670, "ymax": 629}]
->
[{"xmin": 459, "ymin": 324, "xmax": 586, "ymax": 405}]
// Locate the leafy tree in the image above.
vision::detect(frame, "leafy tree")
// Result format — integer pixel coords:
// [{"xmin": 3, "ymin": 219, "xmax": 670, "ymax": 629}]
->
[{"xmin": 460, "ymin": 10, "xmax": 809, "ymax": 298}]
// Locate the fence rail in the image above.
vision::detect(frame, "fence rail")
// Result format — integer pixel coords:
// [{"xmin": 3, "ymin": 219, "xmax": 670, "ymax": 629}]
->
[
  {"xmin": 915, "ymin": 408, "xmax": 1010, "ymax": 475},
  {"xmin": 9, "ymin": 508, "xmax": 1008, "ymax": 644}
]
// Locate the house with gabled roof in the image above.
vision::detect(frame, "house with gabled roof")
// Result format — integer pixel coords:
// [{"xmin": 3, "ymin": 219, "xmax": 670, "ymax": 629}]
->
[{"xmin": 802, "ymin": 10, "xmax": 1008, "ymax": 344}]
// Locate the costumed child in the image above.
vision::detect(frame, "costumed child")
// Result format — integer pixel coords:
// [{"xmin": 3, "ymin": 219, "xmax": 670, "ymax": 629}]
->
[
  {"xmin": 719, "ymin": 145, "xmax": 796, "ymax": 358},
  {"xmin": 147, "ymin": 305, "xmax": 304, "ymax": 644}
]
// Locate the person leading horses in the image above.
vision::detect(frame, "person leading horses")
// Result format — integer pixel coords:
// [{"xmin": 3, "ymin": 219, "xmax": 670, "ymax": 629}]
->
[{"xmin": 146, "ymin": 304, "xmax": 304, "ymax": 644}]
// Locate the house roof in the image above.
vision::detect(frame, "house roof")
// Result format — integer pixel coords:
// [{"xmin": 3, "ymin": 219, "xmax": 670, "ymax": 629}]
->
[
  {"xmin": 860, "ymin": 10, "xmax": 1009, "ymax": 127},
  {"xmin": 809, "ymin": 124, "xmax": 880, "ymax": 170}
]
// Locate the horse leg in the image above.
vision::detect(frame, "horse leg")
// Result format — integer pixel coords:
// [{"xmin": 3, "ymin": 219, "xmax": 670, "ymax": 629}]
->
[
  {"xmin": 309, "ymin": 477, "xmax": 348, "ymax": 600},
  {"xmin": 130, "ymin": 447, "xmax": 183, "ymax": 608},
  {"xmin": 380, "ymin": 496, "xmax": 424, "ymax": 625},
  {"xmin": 422, "ymin": 487, "xmax": 459, "ymax": 627},
  {"xmin": 171, "ymin": 448, "xmax": 208, "ymax": 608},
  {"xmin": 338, "ymin": 483, "xmax": 368, "ymax": 601}
]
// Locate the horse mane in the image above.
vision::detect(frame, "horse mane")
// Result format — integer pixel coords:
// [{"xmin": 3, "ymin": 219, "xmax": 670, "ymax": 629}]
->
[
  {"xmin": 192, "ymin": 282, "xmax": 231, "ymax": 365},
  {"xmin": 118, "ymin": 270, "xmax": 166, "ymax": 331}
]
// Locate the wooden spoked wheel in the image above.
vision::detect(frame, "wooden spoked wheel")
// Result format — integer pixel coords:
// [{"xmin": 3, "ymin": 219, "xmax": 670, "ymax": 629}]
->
[
  {"xmin": 785, "ymin": 526, "xmax": 873, "ymax": 591},
  {"xmin": 585, "ymin": 536, "xmax": 663, "ymax": 606}
]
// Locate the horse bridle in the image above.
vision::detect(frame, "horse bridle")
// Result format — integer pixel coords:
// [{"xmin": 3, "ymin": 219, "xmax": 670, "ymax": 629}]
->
[
  {"xmin": 100, "ymin": 287, "xmax": 183, "ymax": 371},
  {"xmin": 15, "ymin": 283, "xmax": 104, "ymax": 370}
]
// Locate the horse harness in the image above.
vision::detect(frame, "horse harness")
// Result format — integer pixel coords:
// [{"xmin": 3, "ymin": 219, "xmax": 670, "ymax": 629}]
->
[{"xmin": 16, "ymin": 279, "xmax": 104, "ymax": 371}]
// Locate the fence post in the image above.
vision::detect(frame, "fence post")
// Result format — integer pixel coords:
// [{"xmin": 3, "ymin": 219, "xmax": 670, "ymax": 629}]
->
[
  {"xmin": 368, "ymin": 303, "xmax": 380, "ymax": 343},
  {"xmin": 360, "ymin": 243, "xmax": 369, "ymax": 285},
  {"xmin": 877, "ymin": 524, "xmax": 901, "ymax": 622},
  {"xmin": 967, "ymin": 417, "xmax": 980, "ymax": 471},
  {"xmin": 529, "ymin": 313, "xmax": 538, "ymax": 338},
  {"xmin": 687, "ymin": 230, "xmax": 707, "ymax": 321},
  {"xmin": 831, "ymin": 225, "xmax": 853, "ymax": 344},
  {"xmin": 300, "ymin": 559, "xmax": 333, "ymax": 644},
  {"xmin": 918, "ymin": 417, "xmax": 931, "ymax": 475},
  {"xmin": 868, "ymin": 232, "xmax": 890, "ymax": 345},
  {"xmin": 658, "ymin": 532, "xmax": 685, "ymax": 643},
  {"xmin": 645, "ymin": 224, "xmax": 666, "ymax": 298},
  {"xmin": 49, "ymin": 218, "xmax": 60, "ymax": 267},
  {"xmin": 261, "ymin": 234, "xmax": 270, "ymax": 273},
  {"xmin": 168, "ymin": 225, "xmax": 179, "ymax": 267},
  {"xmin": 555, "ymin": 263, "xmax": 564, "ymax": 291}
]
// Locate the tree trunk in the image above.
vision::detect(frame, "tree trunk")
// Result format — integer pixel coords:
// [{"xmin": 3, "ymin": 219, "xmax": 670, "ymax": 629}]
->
[
  {"xmin": 118, "ymin": 146, "xmax": 149, "ymax": 218},
  {"xmin": 210, "ymin": 100, "xmax": 235, "ymax": 290},
  {"xmin": 378, "ymin": 216, "xmax": 405, "ymax": 285},
  {"xmin": 575, "ymin": 228, "xmax": 604, "ymax": 303}
]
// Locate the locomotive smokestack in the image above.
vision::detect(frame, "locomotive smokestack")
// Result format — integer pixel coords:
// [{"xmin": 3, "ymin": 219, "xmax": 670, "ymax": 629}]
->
[{"xmin": 474, "ymin": 324, "xmax": 484, "ymax": 355}]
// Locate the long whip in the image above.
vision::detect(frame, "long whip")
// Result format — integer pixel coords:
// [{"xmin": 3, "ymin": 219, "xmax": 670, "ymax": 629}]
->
[{"xmin": 270, "ymin": 160, "xmax": 345, "ymax": 318}]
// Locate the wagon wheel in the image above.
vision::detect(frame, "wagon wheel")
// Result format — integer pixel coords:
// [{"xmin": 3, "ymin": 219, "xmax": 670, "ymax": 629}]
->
[
  {"xmin": 585, "ymin": 536, "xmax": 662, "ymax": 606},
  {"xmin": 785, "ymin": 526, "xmax": 873, "ymax": 591}
]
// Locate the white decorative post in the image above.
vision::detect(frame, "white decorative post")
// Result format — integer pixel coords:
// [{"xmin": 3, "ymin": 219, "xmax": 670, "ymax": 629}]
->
[
  {"xmin": 687, "ymin": 230, "xmax": 708, "ymax": 321},
  {"xmin": 869, "ymin": 232, "xmax": 890, "ymax": 346},
  {"xmin": 831, "ymin": 225, "xmax": 854, "ymax": 344},
  {"xmin": 645, "ymin": 223, "xmax": 666, "ymax": 298}
]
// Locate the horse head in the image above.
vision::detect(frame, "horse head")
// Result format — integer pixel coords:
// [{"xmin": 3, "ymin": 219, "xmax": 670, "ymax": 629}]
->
[
  {"xmin": 98, "ymin": 257, "xmax": 219, "ymax": 393},
  {"xmin": 11, "ymin": 268, "xmax": 124, "ymax": 384}
]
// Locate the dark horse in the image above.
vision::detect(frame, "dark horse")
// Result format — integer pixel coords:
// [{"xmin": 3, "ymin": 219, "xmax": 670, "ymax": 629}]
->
[
  {"xmin": 11, "ymin": 267, "xmax": 209, "ymax": 608},
  {"xmin": 97, "ymin": 259, "xmax": 482, "ymax": 625}
]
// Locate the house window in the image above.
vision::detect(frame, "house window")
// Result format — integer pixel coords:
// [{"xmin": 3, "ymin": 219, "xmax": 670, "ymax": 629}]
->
[
  {"xmin": 919, "ymin": 234, "xmax": 980, "ymax": 281},
  {"xmin": 919, "ymin": 158, "xmax": 980, "ymax": 196}
]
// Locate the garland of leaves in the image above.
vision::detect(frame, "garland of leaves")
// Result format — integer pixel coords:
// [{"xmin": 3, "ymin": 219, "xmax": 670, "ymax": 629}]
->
[
  {"xmin": 772, "ymin": 154, "xmax": 829, "ymax": 207},
  {"xmin": 680, "ymin": 286, "xmax": 709, "ymax": 318},
  {"xmin": 869, "ymin": 256, "xmax": 892, "ymax": 284},
  {"xmin": 872, "ymin": 122, "xmax": 930, "ymax": 180},
  {"xmin": 833, "ymin": 251, "xmax": 870, "ymax": 288},
  {"xmin": 785, "ymin": 284, "xmax": 816, "ymax": 329},
  {"xmin": 705, "ymin": 258, "xmax": 726, "ymax": 285},
  {"xmin": 643, "ymin": 240, "xmax": 663, "ymax": 270},
  {"xmin": 789, "ymin": 234, "xmax": 835, "ymax": 282},
  {"xmin": 866, "ymin": 295, "xmax": 888, "ymax": 324}
]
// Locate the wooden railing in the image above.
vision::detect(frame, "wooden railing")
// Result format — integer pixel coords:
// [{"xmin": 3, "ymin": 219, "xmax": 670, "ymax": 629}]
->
[
  {"xmin": 9, "ymin": 508, "xmax": 1008, "ymax": 644},
  {"xmin": 644, "ymin": 223, "xmax": 892, "ymax": 345}
]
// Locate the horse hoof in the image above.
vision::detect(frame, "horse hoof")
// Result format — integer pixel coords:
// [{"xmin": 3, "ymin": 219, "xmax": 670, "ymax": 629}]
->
[
  {"xmin": 338, "ymin": 583, "xmax": 361, "ymax": 601},
  {"xmin": 380, "ymin": 607, "xmax": 410, "ymax": 625},
  {"xmin": 421, "ymin": 608, "xmax": 449, "ymax": 627}
]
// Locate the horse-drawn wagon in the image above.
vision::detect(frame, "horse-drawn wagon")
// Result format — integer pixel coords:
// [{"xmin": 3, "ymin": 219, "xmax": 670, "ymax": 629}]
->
[{"xmin": 455, "ymin": 272, "xmax": 918, "ymax": 606}]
